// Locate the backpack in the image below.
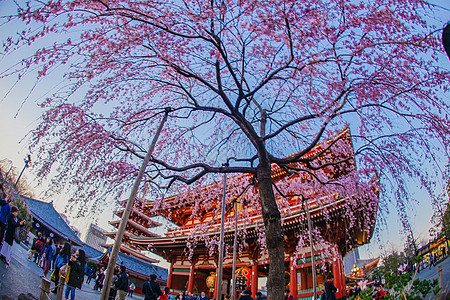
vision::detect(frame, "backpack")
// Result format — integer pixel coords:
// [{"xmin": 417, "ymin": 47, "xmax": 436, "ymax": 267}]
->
[
  {"xmin": 35, "ymin": 240, "xmax": 44, "ymax": 252},
  {"xmin": 143, "ymin": 281, "xmax": 155, "ymax": 300}
]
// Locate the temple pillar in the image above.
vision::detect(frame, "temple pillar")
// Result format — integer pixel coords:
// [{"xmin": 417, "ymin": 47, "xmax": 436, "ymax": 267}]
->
[
  {"xmin": 290, "ymin": 256, "xmax": 297, "ymax": 296},
  {"xmin": 332, "ymin": 255, "xmax": 346, "ymax": 299},
  {"xmin": 213, "ymin": 267, "xmax": 219, "ymax": 300},
  {"xmin": 167, "ymin": 259, "xmax": 174, "ymax": 288},
  {"xmin": 188, "ymin": 264, "xmax": 195, "ymax": 293},
  {"xmin": 251, "ymin": 263, "xmax": 258, "ymax": 296}
]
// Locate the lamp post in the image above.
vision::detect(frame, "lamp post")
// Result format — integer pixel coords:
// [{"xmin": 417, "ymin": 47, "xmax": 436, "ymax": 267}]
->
[
  {"xmin": 100, "ymin": 108, "xmax": 171, "ymax": 300},
  {"xmin": 14, "ymin": 155, "xmax": 31, "ymax": 189},
  {"xmin": 304, "ymin": 196, "xmax": 317, "ymax": 298},
  {"xmin": 231, "ymin": 198, "xmax": 239, "ymax": 300},
  {"xmin": 216, "ymin": 163, "xmax": 228, "ymax": 300}
]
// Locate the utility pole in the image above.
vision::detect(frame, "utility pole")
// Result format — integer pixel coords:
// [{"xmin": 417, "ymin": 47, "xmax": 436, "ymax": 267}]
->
[
  {"xmin": 231, "ymin": 199, "xmax": 239, "ymax": 300},
  {"xmin": 14, "ymin": 155, "xmax": 31, "ymax": 189},
  {"xmin": 100, "ymin": 108, "xmax": 171, "ymax": 300},
  {"xmin": 304, "ymin": 196, "xmax": 317, "ymax": 299},
  {"xmin": 216, "ymin": 163, "xmax": 228, "ymax": 300}
]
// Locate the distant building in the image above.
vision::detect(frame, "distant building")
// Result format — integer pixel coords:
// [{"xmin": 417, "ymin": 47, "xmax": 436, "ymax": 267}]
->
[
  {"xmin": 84, "ymin": 223, "xmax": 107, "ymax": 252},
  {"xmin": 343, "ymin": 248, "xmax": 379, "ymax": 280},
  {"xmin": 20, "ymin": 195, "xmax": 83, "ymax": 246}
]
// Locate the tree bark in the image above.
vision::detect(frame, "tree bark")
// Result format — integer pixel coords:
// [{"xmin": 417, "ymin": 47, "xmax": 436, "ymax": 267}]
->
[{"xmin": 257, "ymin": 160, "xmax": 285, "ymax": 300}]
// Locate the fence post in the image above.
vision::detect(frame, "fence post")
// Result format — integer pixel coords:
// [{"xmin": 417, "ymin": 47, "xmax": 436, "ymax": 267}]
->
[
  {"xmin": 39, "ymin": 277, "xmax": 51, "ymax": 300},
  {"xmin": 56, "ymin": 276, "xmax": 65, "ymax": 300}
]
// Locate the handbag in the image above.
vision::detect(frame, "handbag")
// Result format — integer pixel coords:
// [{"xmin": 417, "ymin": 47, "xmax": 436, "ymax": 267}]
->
[
  {"xmin": 65, "ymin": 266, "xmax": 71, "ymax": 283},
  {"xmin": 50, "ymin": 269, "xmax": 56, "ymax": 282},
  {"xmin": 14, "ymin": 227, "xmax": 27, "ymax": 244},
  {"xmin": 60, "ymin": 264, "xmax": 70, "ymax": 277}
]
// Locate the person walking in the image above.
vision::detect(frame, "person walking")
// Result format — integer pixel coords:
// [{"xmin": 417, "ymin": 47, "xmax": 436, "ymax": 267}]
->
[
  {"xmin": 64, "ymin": 249, "xmax": 86, "ymax": 300},
  {"xmin": 115, "ymin": 265, "xmax": 130, "ymax": 300},
  {"xmin": 142, "ymin": 273, "xmax": 163, "ymax": 300},
  {"xmin": 0, "ymin": 195, "xmax": 11, "ymax": 246},
  {"xmin": 29, "ymin": 232, "xmax": 44, "ymax": 262},
  {"xmin": 43, "ymin": 237, "xmax": 55, "ymax": 277},
  {"xmin": 51, "ymin": 242, "xmax": 72, "ymax": 293},
  {"xmin": 238, "ymin": 290, "xmax": 253, "ymax": 300},
  {"xmin": 324, "ymin": 274, "xmax": 337, "ymax": 300},
  {"xmin": 254, "ymin": 292, "xmax": 266, "ymax": 300},
  {"xmin": 186, "ymin": 292, "xmax": 195, "ymax": 300},
  {"xmin": 284, "ymin": 289, "xmax": 294, "ymax": 300},
  {"xmin": 0, "ymin": 205, "xmax": 25, "ymax": 265},
  {"xmin": 160, "ymin": 287, "xmax": 173, "ymax": 300},
  {"xmin": 108, "ymin": 266, "xmax": 119, "ymax": 300},
  {"xmin": 429, "ymin": 254, "xmax": 434, "ymax": 269},
  {"xmin": 129, "ymin": 282, "xmax": 136, "ymax": 297},
  {"xmin": 86, "ymin": 266, "xmax": 95, "ymax": 284},
  {"xmin": 196, "ymin": 291, "xmax": 208, "ymax": 300},
  {"xmin": 93, "ymin": 267, "xmax": 106, "ymax": 291}
]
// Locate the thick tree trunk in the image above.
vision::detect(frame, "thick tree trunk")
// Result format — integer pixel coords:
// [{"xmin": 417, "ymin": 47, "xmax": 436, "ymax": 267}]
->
[{"xmin": 257, "ymin": 161, "xmax": 285, "ymax": 300}]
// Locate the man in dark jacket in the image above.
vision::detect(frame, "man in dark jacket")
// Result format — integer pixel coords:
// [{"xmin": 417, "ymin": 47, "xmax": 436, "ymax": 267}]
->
[
  {"xmin": 238, "ymin": 290, "xmax": 253, "ymax": 300},
  {"xmin": 0, "ymin": 195, "xmax": 11, "ymax": 246},
  {"xmin": 115, "ymin": 265, "xmax": 129, "ymax": 300},
  {"xmin": 142, "ymin": 273, "xmax": 163, "ymax": 300},
  {"xmin": 324, "ymin": 275, "xmax": 337, "ymax": 300},
  {"xmin": 0, "ymin": 206, "xmax": 25, "ymax": 264}
]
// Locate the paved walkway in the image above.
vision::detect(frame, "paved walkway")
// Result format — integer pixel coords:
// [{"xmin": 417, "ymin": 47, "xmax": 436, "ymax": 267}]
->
[
  {"xmin": 3, "ymin": 240, "xmax": 448, "ymax": 299},
  {"xmin": 0, "ymin": 242, "xmax": 144, "ymax": 299},
  {"xmin": 415, "ymin": 255, "xmax": 450, "ymax": 294}
]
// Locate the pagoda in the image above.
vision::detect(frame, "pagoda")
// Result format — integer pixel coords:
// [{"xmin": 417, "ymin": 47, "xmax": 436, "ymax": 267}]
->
[{"xmin": 111, "ymin": 127, "xmax": 378, "ymax": 299}]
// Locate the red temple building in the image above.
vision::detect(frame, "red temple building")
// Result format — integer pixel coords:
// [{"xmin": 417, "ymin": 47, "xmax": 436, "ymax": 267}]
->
[{"xmin": 109, "ymin": 127, "xmax": 378, "ymax": 299}]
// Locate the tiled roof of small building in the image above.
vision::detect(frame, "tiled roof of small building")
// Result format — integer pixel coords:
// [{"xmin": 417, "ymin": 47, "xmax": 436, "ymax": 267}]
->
[
  {"xmin": 105, "ymin": 248, "xmax": 168, "ymax": 281},
  {"xmin": 78, "ymin": 242, "xmax": 105, "ymax": 260},
  {"xmin": 20, "ymin": 195, "xmax": 83, "ymax": 246}
]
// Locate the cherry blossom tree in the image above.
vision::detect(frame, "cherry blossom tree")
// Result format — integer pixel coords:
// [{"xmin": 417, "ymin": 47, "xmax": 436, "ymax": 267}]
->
[{"xmin": 1, "ymin": 0, "xmax": 450, "ymax": 298}]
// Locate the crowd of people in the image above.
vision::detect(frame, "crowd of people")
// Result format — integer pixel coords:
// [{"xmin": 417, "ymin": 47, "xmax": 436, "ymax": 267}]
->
[
  {"xmin": 0, "ymin": 194, "xmax": 25, "ymax": 265},
  {"xmin": 0, "ymin": 188, "xmax": 393, "ymax": 300}
]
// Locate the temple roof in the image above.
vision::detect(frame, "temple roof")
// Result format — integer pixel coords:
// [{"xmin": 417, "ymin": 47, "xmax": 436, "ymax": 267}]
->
[
  {"xmin": 98, "ymin": 243, "xmax": 159, "ymax": 263},
  {"xmin": 140, "ymin": 127, "xmax": 355, "ymax": 228},
  {"xmin": 114, "ymin": 208, "xmax": 162, "ymax": 227},
  {"xmin": 128, "ymin": 192, "xmax": 376, "ymax": 258},
  {"xmin": 76, "ymin": 242, "xmax": 105, "ymax": 260},
  {"xmin": 20, "ymin": 195, "xmax": 83, "ymax": 246},
  {"xmin": 98, "ymin": 248, "xmax": 168, "ymax": 281},
  {"xmin": 109, "ymin": 127, "xmax": 377, "ymax": 259},
  {"xmin": 108, "ymin": 219, "xmax": 161, "ymax": 238}
]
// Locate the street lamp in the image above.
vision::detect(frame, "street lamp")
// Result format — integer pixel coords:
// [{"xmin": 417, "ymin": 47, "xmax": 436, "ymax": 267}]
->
[
  {"xmin": 14, "ymin": 155, "xmax": 31, "ymax": 189},
  {"xmin": 216, "ymin": 162, "xmax": 228, "ymax": 300}
]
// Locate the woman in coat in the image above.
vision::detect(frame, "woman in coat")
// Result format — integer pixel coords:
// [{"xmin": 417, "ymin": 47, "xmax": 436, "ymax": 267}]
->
[
  {"xmin": 64, "ymin": 249, "xmax": 86, "ymax": 300},
  {"xmin": 0, "ymin": 206, "xmax": 25, "ymax": 265},
  {"xmin": 51, "ymin": 242, "xmax": 72, "ymax": 293},
  {"xmin": 43, "ymin": 237, "xmax": 55, "ymax": 277}
]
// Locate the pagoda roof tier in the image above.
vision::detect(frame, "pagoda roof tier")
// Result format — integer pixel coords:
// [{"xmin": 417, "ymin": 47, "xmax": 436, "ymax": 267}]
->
[
  {"xmin": 104, "ymin": 228, "xmax": 159, "ymax": 240},
  {"xmin": 128, "ymin": 191, "xmax": 377, "ymax": 259},
  {"xmin": 114, "ymin": 208, "xmax": 162, "ymax": 228},
  {"xmin": 108, "ymin": 219, "xmax": 160, "ymax": 238},
  {"xmin": 138, "ymin": 127, "xmax": 356, "ymax": 228},
  {"xmin": 98, "ymin": 243, "xmax": 159, "ymax": 263}
]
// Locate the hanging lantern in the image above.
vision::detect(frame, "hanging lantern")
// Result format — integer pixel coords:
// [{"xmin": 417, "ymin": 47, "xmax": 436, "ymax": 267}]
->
[
  {"xmin": 206, "ymin": 272, "xmax": 216, "ymax": 292},
  {"xmin": 235, "ymin": 267, "xmax": 251, "ymax": 291}
]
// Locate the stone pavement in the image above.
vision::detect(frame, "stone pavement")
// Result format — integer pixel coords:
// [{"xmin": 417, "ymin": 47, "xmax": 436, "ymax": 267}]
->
[
  {"xmin": 415, "ymin": 255, "xmax": 450, "ymax": 294},
  {"xmin": 0, "ymin": 242, "xmax": 145, "ymax": 300}
]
